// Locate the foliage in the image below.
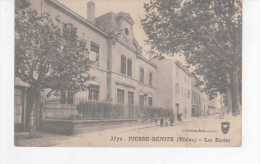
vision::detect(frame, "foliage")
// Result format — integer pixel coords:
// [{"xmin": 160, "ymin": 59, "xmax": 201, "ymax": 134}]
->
[
  {"xmin": 142, "ymin": 0, "xmax": 242, "ymax": 108},
  {"xmin": 15, "ymin": 4, "xmax": 93, "ymax": 96}
]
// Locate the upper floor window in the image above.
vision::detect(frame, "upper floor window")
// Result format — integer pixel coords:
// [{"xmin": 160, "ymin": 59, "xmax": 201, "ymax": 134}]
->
[
  {"xmin": 127, "ymin": 58, "xmax": 132, "ymax": 77},
  {"xmin": 88, "ymin": 85, "xmax": 99, "ymax": 101},
  {"xmin": 63, "ymin": 23, "xmax": 73, "ymax": 34},
  {"xmin": 140, "ymin": 67, "xmax": 144, "ymax": 83},
  {"xmin": 63, "ymin": 23, "xmax": 77, "ymax": 39},
  {"xmin": 124, "ymin": 28, "xmax": 129, "ymax": 36},
  {"xmin": 176, "ymin": 83, "xmax": 180, "ymax": 96},
  {"xmin": 90, "ymin": 41, "xmax": 100, "ymax": 62},
  {"xmin": 149, "ymin": 72, "xmax": 153, "ymax": 86},
  {"xmin": 121, "ymin": 55, "xmax": 126, "ymax": 74}
]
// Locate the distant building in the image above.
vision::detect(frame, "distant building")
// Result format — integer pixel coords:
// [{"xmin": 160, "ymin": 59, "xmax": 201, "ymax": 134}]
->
[
  {"xmin": 153, "ymin": 58, "xmax": 192, "ymax": 121},
  {"xmin": 208, "ymin": 94, "xmax": 225, "ymax": 115},
  {"xmin": 200, "ymin": 92, "xmax": 209, "ymax": 116},
  {"xmin": 191, "ymin": 76, "xmax": 201, "ymax": 117}
]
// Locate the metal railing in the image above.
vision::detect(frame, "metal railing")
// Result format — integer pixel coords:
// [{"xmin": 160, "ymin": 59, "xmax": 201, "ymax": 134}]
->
[
  {"xmin": 43, "ymin": 100, "xmax": 174, "ymax": 121},
  {"xmin": 76, "ymin": 102, "xmax": 173, "ymax": 121}
]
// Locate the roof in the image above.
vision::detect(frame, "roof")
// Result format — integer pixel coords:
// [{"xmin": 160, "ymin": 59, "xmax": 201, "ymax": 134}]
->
[
  {"xmin": 46, "ymin": 0, "xmax": 156, "ymax": 68},
  {"xmin": 137, "ymin": 55, "xmax": 157, "ymax": 69},
  {"xmin": 175, "ymin": 61, "xmax": 191, "ymax": 76},
  {"xmin": 117, "ymin": 12, "xmax": 134, "ymax": 25},
  {"xmin": 46, "ymin": 0, "xmax": 108, "ymax": 37}
]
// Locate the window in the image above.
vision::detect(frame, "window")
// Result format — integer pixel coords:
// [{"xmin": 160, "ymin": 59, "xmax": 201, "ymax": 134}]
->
[
  {"xmin": 90, "ymin": 41, "xmax": 100, "ymax": 53},
  {"xmin": 176, "ymin": 83, "xmax": 180, "ymax": 96},
  {"xmin": 88, "ymin": 85, "xmax": 99, "ymax": 101},
  {"xmin": 117, "ymin": 89, "xmax": 125, "ymax": 104},
  {"xmin": 67, "ymin": 90, "xmax": 74, "ymax": 104},
  {"xmin": 124, "ymin": 28, "xmax": 129, "ymax": 35},
  {"xmin": 60, "ymin": 90, "xmax": 74, "ymax": 104},
  {"xmin": 121, "ymin": 55, "xmax": 126, "ymax": 74},
  {"xmin": 90, "ymin": 41, "xmax": 100, "ymax": 62},
  {"xmin": 15, "ymin": 89, "xmax": 23, "ymax": 124},
  {"xmin": 139, "ymin": 95, "xmax": 145, "ymax": 107},
  {"xmin": 128, "ymin": 91, "xmax": 134, "ymax": 105},
  {"xmin": 60, "ymin": 90, "xmax": 66, "ymax": 104},
  {"xmin": 149, "ymin": 72, "xmax": 153, "ymax": 86},
  {"xmin": 148, "ymin": 97, "xmax": 153, "ymax": 106},
  {"xmin": 127, "ymin": 58, "xmax": 132, "ymax": 77},
  {"xmin": 140, "ymin": 67, "xmax": 144, "ymax": 83},
  {"xmin": 63, "ymin": 23, "xmax": 76, "ymax": 39},
  {"xmin": 63, "ymin": 23, "xmax": 73, "ymax": 33},
  {"xmin": 121, "ymin": 57, "xmax": 132, "ymax": 77}
]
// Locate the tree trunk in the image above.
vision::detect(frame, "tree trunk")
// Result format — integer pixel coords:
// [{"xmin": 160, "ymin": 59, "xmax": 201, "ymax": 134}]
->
[
  {"xmin": 27, "ymin": 87, "xmax": 41, "ymax": 137},
  {"xmin": 226, "ymin": 87, "xmax": 232, "ymax": 114},
  {"xmin": 230, "ymin": 69, "xmax": 241, "ymax": 116}
]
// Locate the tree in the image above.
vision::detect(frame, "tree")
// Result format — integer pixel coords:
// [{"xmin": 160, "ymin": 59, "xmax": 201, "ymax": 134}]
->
[
  {"xmin": 15, "ymin": 1, "xmax": 93, "ymax": 135},
  {"xmin": 142, "ymin": 0, "xmax": 242, "ymax": 115}
]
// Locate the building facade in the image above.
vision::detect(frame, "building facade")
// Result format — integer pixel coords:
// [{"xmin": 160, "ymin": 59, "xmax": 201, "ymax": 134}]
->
[
  {"xmin": 29, "ymin": 0, "xmax": 157, "ymax": 109},
  {"xmin": 153, "ymin": 58, "xmax": 192, "ymax": 121},
  {"xmin": 191, "ymin": 75, "xmax": 210, "ymax": 117},
  {"xmin": 191, "ymin": 76, "xmax": 202, "ymax": 117},
  {"xmin": 15, "ymin": 78, "xmax": 30, "ymax": 132},
  {"xmin": 200, "ymin": 93, "xmax": 209, "ymax": 116},
  {"xmin": 15, "ymin": 0, "xmax": 214, "ymax": 129}
]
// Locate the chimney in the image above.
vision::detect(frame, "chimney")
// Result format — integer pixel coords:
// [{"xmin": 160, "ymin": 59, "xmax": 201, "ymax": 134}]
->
[{"xmin": 87, "ymin": 1, "xmax": 95, "ymax": 23}]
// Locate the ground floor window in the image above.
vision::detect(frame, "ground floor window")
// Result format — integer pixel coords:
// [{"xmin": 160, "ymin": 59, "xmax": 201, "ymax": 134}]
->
[
  {"xmin": 148, "ymin": 97, "xmax": 153, "ymax": 106},
  {"xmin": 139, "ymin": 95, "xmax": 145, "ymax": 107},
  {"xmin": 15, "ymin": 88, "xmax": 23, "ymax": 124},
  {"xmin": 88, "ymin": 85, "xmax": 99, "ymax": 101},
  {"xmin": 128, "ymin": 91, "xmax": 134, "ymax": 105},
  {"xmin": 67, "ymin": 90, "xmax": 74, "ymax": 104},
  {"xmin": 60, "ymin": 90, "xmax": 74, "ymax": 104},
  {"xmin": 117, "ymin": 89, "xmax": 125, "ymax": 104}
]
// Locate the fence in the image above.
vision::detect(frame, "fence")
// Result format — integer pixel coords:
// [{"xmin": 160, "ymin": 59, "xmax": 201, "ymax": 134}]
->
[
  {"xmin": 76, "ymin": 102, "xmax": 174, "ymax": 121},
  {"xmin": 43, "ymin": 100, "xmax": 174, "ymax": 121}
]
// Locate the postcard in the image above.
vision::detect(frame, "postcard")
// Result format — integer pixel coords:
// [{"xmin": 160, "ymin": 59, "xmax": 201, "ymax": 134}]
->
[{"xmin": 14, "ymin": 0, "xmax": 242, "ymax": 147}]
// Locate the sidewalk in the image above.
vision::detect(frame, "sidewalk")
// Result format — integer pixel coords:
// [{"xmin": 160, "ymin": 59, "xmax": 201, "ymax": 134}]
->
[
  {"xmin": 15, "ymin": 115, "xmax": 239, "ymax": 147},
  {"xmin": 15, "ymin": 122, "xmax": 156, "ymax": 147},
  {"xmin": 14, "ymin": 119, "xmax": 195, "ymax": 147}
]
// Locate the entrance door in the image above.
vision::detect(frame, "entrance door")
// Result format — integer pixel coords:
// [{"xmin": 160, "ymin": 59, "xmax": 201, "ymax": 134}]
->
[
  {"xmin": 176, "ymin": 103, "xmax": 182, "ymax": 121},
  {"xmin": 15, "ymin": 88, "xmax": 26, "ymax": 132},
  {"xmin": 128, "ymin": 91, "xmax": 134, "ymax": 119},
  {"xmin": 176, "ymin": 103, "xmax": 179, "ymax": 115}
]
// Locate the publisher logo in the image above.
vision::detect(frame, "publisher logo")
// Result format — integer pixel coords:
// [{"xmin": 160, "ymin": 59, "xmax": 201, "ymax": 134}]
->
[{"xmin": 221, "ymin": 122, "xmax": 230, "ymax": 134}]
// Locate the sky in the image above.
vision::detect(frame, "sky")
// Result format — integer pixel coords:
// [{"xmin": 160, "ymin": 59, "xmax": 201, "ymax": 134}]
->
[
  {"xmin": 57, "ymin": 0, "xmax": 186, "ymax": 61},
  {"xmin": 58, "ymin": 0, "xmax": 147, "ymax": 47}
]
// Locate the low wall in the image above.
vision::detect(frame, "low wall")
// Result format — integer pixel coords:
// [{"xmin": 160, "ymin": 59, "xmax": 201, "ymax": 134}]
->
[
  {"xmin": 43, "ymin": 103, "xmax": 78, "ymax": 120},
  {"xmin": 40, "ymin": 119, "xmax": 137, "ymax": 135}
]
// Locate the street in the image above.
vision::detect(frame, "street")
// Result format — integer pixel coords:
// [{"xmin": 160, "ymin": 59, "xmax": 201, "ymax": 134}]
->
[{"xmin": 16, "ymin": 115, "xmax": 241, "ymax": 147}]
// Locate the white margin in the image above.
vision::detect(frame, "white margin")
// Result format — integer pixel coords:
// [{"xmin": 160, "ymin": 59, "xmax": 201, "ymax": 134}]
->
[{"xmin": 0, "ymin": 0, "xmax": 260, "ymax": 163}]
